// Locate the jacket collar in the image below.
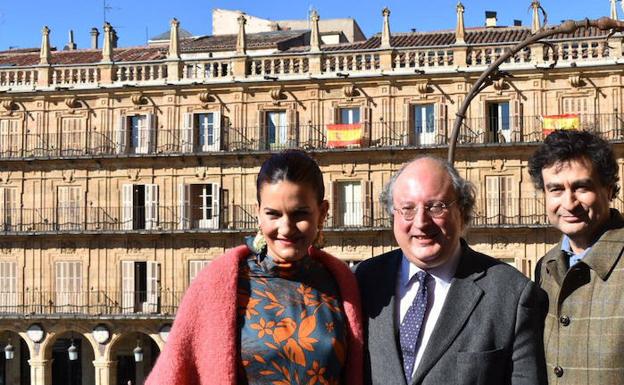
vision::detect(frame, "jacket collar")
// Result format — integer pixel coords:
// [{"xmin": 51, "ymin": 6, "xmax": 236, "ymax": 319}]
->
[{"xmin": 544, "ymin": 209, "xmax": 624, "ymax": 284}]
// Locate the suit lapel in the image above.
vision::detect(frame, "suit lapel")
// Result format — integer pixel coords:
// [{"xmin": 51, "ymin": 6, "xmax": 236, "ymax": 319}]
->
[
  {"xmin": 375, "ymin": 250, "xmax": 407, "ymax": 385},
  {"xmin": 410, "ymin": 247, "xmax": 485, "ymax": 385}
]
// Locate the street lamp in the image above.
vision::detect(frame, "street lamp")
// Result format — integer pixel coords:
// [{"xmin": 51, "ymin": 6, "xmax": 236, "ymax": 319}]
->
[
  {"xmin": 68, "ymin": 340, "xmax": 78, "ymax": 361},
  {"xmin": 133, "ymin": 339, "xmax": 143, "ymax": 362},
  {"xmin": 4, "ymin": 340, "xmax": 14, "ymax": 360}
]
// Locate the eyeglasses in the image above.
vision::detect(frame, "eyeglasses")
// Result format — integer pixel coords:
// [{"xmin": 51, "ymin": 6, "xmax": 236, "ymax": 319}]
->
[{"xmin": 393, "ymin": 200, "xmax": 457, "ymax": 221}]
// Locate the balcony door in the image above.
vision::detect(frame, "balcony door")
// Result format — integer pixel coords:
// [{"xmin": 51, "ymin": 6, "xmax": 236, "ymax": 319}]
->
[
  {"xmin": 0, "ymin": 261, "xmax": 16, "ymax": 312},
  {"xmin": 0, "ymin": 187, "xmax": 17, "ymax": 232},
  {"xmin": 122, "ymin": 261, "xmax": 160, "ymax": 313},
  {"xmin": 336, "ymin": 181, "xmax": 363, "ymax": 227},
  {"xmin": 178, "ymin": 183, "xmax": 220, "ymax": 229},
  {"xmin": 485, "ymin": 175, "xmax": 516, "ymax": 225},
  {"xmin": 0, "ymin": 119, "xmax": 19, "ymax": 158},
  {"xmin": 413, "ymin": 104, "xmax": 436, "ymax": 145},
  {"xmin": 55, "ymin": 261, "xmax": 83, "ymax": 312},
  {"xmin": 488, "ymin": 102, "xmax": 510, "ymax": 143},
  {"xmin": 266, "ymin": 110, "xmax": 288, "ymax": 149},
  {"xmin": 121, "ymin": 184, "xmax": 159, "ymax": 230},
  {"xmin": 57, "ymin": 186, "xmax": 82, "ymax": 231}
]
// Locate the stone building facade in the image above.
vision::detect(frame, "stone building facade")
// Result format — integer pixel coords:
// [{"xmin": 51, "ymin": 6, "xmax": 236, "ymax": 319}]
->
[{"xmin": 0, "ymin": 2, "xmax": 623, "ymax": 384}]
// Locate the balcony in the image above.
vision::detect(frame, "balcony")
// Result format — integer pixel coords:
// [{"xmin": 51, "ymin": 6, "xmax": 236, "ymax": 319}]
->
[
  {"xmin": 0, "ymin": 290, "xmax": 182, "ymax": 318},
  {"xmin": 2, "ymin": 113, "xmax": 623, "ymax": 161},
  {"xmin": 472, "ymin": 198, "xmax": 548, "ymax": 228}
]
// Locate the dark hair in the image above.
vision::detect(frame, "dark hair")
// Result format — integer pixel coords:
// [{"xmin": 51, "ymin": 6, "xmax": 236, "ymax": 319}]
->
[
  {"xmin": 528, "ymin": 130, "xmax": 619, "ymax": 198},
  {"xmin": 381, "ymin": 155, "xmax": 476, "ymax": 224},
  {"xmin": 256, "ymin": 150, "xmax": 325, "ymax": 204}
]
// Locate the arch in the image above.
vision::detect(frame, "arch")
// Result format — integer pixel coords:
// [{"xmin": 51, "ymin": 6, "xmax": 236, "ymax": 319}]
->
[
  {"xmin": 0, "ymin": 329, "xmax": 30, "ymax": 385},
  {"xmin": 109, "ymin": 331, "xmax": 159, "ymax": 385}
]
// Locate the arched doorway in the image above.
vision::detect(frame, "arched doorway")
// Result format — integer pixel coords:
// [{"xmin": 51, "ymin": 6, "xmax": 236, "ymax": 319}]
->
[
  {"xmin": 0, "ymin": 331, "xmax": 29, "ymax": 385},
  {"xmin": 112, "ymin": 332, "xmax": 159, "ymax": 385},
  {"xmin": 50, "ymin": 331, "xmax": 95, "ymax": 385}
]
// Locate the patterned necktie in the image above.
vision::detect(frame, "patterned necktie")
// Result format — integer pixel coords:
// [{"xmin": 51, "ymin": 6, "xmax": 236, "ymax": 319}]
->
[{"xmin": 399, "ymin": 271, "xmax": 429, "ymax": 383}]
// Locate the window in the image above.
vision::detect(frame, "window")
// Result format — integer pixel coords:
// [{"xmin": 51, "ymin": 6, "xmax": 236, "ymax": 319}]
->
[
  {"xmin": 340, "ymin": 108, "xmax": 360, "ymax": 124},
  {"xmin": 0, "ymin": 119, "xmax": 19, "ymax": 158},
  {"xmin": 116, "ymin": 113, "xmax": 155, "ymax": 154},
  {"xmin": 182, "ymin": 112, "xmax": 221, "ymax": 152},
  {"xmin": 188, "ymin": 260, "xmax": 210, "ymax": 283},
  {"xmin": 487, "ymin": 102, "xmax": 510, "ymax": 143},
  {"xmin": 335, "ymin": 181, "xmax": 363, "ymax": 227},
  {"xmin": 55, "ymin": 261, "xmax": 83, "ymax": 311},
  {"xmin": 266, "ymin": 110, "xmax": 287, "ymax": 149},
  {"xmin": 122, "ymin": 184, "xmax": 159, "ymax": 230},
  {"xmin": 0, "ymin": 261, "xmax": 17, "ymax": 311},
  {"xmin": 485, "ymin": 176, "xmax": 516, "ymax": 225},
  {"xmin": 178, "ymin": 183, "xmax": 220, "ymax": 229},
  {"xmin": 413, "ymin": 104, "xmax": 436, "ymax": 145},
  {"xmin": 0, "ymin": 187, "xmax": 17, "ymax": 232},
  {"xmin": 57, "ymin": 186, "xmax": 82, "ymax": 231},
  {"xmin": 59, "ymin": 117, "xmax": 83, "ymax": 156},
  {"xmin": 562, "ymin": 96, "xmax": 590, "ymax": 129},
  {"xmin": 122, "ymin": 261, "xmax": 160, "ymax": 313}
]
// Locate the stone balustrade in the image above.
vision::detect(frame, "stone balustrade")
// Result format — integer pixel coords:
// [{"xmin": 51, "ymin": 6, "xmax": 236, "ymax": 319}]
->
[
  {"xmin": 182, "ymin": 58, "xmax": 232, "ymax": 80},
  {"xmin": 393, "ymin": 48, "xmax": 455, "ymax": 69},
  {"xmin": 0, "ymin": 67, "xmax": 38, "ymax": 87},
  {"xmin": 322, "ymin": 51, "xmax": 380, "ymax": 73},
  {"xmin": 115, "ymin": 62, "xmax": 168, "ymax": 82},
  {"xmin": 52, "ymin": 65, "xmax": 100, "ymax": 85}
]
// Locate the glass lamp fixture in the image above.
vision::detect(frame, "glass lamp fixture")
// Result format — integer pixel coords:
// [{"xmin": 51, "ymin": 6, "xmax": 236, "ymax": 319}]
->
[
  {"xmin": 133, "ymin": 339, "xmax": 143, "ymax": 362},
  {"xmin": 68, "ymin": 340, "xmax": 78, "ymax": 361},
  {"xmin": 4, "ymin": 340, "xmax": 14, "ymax": 360}
]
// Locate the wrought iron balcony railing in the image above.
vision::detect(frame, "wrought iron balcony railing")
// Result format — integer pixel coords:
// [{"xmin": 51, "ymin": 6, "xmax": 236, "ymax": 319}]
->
[
  {"xmin": 0, "ymin": 290, "xmax": 182, "ymax": 317},
  {"xmin": 2, "ymin": 114, "xmax": 623, "ymax": 160}
]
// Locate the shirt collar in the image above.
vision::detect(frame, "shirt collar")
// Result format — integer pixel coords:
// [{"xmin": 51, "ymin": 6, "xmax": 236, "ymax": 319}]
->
[{"xmin": 399, "ymin": 245, "xmax": 460, "ymax": 288}]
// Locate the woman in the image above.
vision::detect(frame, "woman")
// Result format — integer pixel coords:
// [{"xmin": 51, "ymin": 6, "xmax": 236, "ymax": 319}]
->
[{"xmin": 146, "ymin": 150, "xmax": 363, "ymax": 385}]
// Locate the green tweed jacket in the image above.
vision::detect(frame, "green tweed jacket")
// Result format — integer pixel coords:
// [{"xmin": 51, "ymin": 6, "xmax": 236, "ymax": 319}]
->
[{"xmin": 537, "ymin": 209, "xmax": 624, "ymax": 385}]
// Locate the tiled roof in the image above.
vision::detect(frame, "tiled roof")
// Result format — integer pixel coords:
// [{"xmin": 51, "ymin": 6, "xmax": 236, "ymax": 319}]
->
[
  {"xmin": 320, "ymin": 25, "xmax": 611, "ymax": 51},
  {"xmin": 0, "ymin": 25, "xmax": 612, "ymax": 66},
  {"xmin": 0, "ymin": 46, "xmax": 167, "ymax": 67},
  {"xmin": 181, "ymin": 30, "xmax": 309, "ymax": 53}
]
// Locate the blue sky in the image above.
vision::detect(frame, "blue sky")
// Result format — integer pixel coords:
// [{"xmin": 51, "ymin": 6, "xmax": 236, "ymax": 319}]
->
[{"xmin": 0, "ymin": 1, "xmax": 617, "ymax": 51}]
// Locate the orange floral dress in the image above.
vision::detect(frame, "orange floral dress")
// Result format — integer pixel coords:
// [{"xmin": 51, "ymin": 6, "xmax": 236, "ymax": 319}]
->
[{"xmin": 237, "ymin": 253, "xmax": 348, "ymax": 385}]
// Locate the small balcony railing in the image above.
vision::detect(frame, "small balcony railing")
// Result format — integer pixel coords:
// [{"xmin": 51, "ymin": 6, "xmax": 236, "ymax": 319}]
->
[
  {"xmin": 1, "ymin": 114, "xmax": 623, "ymax": 160},
  {"xmin": 0, "ymin": 290, "xmax": 182, "ymax": 317},
  {"xmin": 472, "ymin": 197, "xmax": 548, "ymax": 227}
]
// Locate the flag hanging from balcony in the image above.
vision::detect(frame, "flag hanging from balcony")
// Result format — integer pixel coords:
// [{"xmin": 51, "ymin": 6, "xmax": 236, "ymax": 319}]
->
[
  {"xmin": 326, "ymin": 124, "xmax": 362, "ymax": 148},
  {"xmin": 542, "ymin": 114, "xmax": 580, "ymax": 136}
]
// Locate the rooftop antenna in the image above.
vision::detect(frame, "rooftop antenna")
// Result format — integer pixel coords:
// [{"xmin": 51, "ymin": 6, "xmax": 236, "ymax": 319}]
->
[{"xmin": 103, "ymin": 0, "xmax": 113, "ymax": 24}]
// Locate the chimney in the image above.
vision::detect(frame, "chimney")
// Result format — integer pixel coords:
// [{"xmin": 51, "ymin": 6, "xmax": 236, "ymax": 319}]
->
[
  {"xmin": 90, "ymin": 28, "xmax": 99, "ymax": 49},
  {"xmin": 485, "ymin": 11, "xmax": 497, "ymax": 27},
  {"xmin": 112, "ymin": 27, "xmax": 118, "ymax": 48},
  {"xmin": 513, "ymin": 19, "xmax": 522, "ymax": 27},
  {"xmin": 65, "ymin": 30, "xmax": 77, "ymax": 50}
]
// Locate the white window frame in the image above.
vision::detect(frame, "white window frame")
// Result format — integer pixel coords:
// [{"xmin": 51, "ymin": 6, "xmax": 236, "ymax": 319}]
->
[{"xmin": 55, "ymin": 261, "xmax": 83, "ymax": 310}]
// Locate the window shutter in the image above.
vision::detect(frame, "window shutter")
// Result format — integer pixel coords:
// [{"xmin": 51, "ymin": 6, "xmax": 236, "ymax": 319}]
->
[
  {"xmin": 360, "ymin": 106, "xmax": 372, "ymax": 147},
  {"xmin": 188, "ymin": 260, "xmax": 210, "ymax": 284},
  {"xmin": 57, "ymin": 186, "xmax": 68, "ymax": 230},
  {"xmin": 182, "ymin": 113, "xmax": 193, "ymax": 153},
  {"xmin": 145, "ymin": 184, "xmax": 159, "ymax": 230},
  {"xmin": 485, "ymin": 176, "xmax": 499, "ymax": 225},
  {"xmin": 0, "ymin": 188, "xmax": 4, "ymax": 231},
  {"xmin": 55, "ymin": 262, "xmax": 67, "ymax": 306},
  {"xmin": 212, "ymin": 111, "xmax": 222, "ymax": 151},
  {"xmin": 116, "ymin": 115, "xmax": 127, "ymax": 154},
  {"xmin": 122, "ymin": 184, "xmax": 134, "ymax": 230},
  {"xmin": 221, "ymin": 188, "xmax": 230, "ymax": 228},
  {"xmin": 257, "ymin": 110, "xmax": 266, "ymax": 150},
  {"xmin": 403, "ymin": 103, "xmax": 411, "ymax": 146},
  {"xmin": 138, "ymin": 113, "xmax": 154, "ymax": 154},
  {"xmin": 211, "ymin": 183, "xmax": 220, "ymax": 228},
  {"xmin": 122, "ymin": 261, "xmax": 135, "ymax": 313},
  {"xmin": 0, "ymin": 261, "xmax": 17, "ymax": 309},
  {"xmin": 330, "ymin": 181, "xmax": 338, "ymax": 228},
  {"xmin": 286, "ymin": 109, "xmax": 298, "ymax": 147},
  {"xmin": 362, "ymin": 180, "xmax": 372, "ymax": 227},
  {"xmin": 178, "ymin": 183, "xmax": 190, "ymax": 230},
  {"xmin": 145, "ymin": 261, "xmax": 160, "ymax": 313}
]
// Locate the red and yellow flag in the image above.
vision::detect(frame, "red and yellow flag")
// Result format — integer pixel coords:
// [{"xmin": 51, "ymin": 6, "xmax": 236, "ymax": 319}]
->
[
  {"xmin": 542, "ymin": 114, "xmax": 580, "ymax": 136},
  {"xmin": 326, "ymin": 124, "xmax": 362, "ymax": 148}
]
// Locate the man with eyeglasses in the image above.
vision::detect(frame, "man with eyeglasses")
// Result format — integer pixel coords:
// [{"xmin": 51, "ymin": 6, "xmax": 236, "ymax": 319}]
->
[{"xmin": 355, "ymin": 156, "xmax": 547, "ymax": 385}]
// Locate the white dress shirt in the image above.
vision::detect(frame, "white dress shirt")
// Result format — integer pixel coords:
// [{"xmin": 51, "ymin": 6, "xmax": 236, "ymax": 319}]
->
[{"xmin": 396, "ymin": 248, "xmax": 460, "ymax": 376}]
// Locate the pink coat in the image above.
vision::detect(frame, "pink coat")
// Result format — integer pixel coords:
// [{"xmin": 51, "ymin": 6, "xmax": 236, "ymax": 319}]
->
[{"xmin": 146, "ymin": 245, "xmax": 364, "ymax": 385}]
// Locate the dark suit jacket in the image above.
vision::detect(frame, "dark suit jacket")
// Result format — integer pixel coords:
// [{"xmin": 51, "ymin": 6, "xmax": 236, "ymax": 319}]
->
[{"xmin": 355, "ymin": 241, "xmax": 547, "ymax": 385}]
